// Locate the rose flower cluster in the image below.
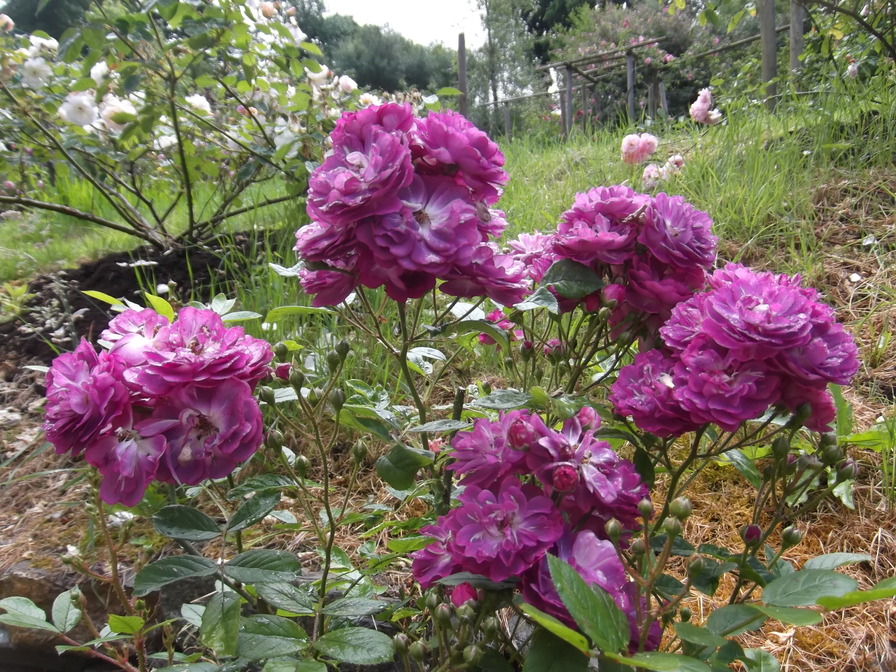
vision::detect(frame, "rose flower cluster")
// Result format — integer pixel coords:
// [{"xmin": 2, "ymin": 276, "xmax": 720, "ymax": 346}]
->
[
  {"xmin": 508, "ymin": 187, "xmax": 717, "ymax": 336},
  {"xmin": 295, "ymin": 103, "xmax": 528, "ymax": 307},
  {"xmin": 610, "ymin": 263, "xmax": 859, "ymax": 436},
  {"xmin": 43, "ymin": 307, "xmax": 273, "ymax": 506},
  {"xmin": 412, "ymin": 409, "xmax": 659, "ymax": 652}
]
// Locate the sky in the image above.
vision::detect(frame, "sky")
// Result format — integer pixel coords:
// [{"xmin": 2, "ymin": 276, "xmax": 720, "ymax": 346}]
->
[{"xmin": 323, "ymin": 0, "xmax": 486, "ymax": 49}]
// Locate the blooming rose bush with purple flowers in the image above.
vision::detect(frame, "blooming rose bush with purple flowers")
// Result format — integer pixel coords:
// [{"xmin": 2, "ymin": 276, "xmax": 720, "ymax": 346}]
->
[
  {"xmin": 43, "ymin": 306, "xmax": 272, "ymax": 505},
  {"xmin": 28, "ymin": 103, "xmax": 889, "ymax": 672}
]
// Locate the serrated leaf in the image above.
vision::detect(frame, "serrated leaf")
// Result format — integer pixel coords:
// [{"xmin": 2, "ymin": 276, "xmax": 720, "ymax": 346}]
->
[
  {"xmin": 548, "ymin": 555, "xmax": 628, "ymax": 654},
  {"xmin": 523, "ymin": 628, "xmax": 589, "ymax": 672},
  {"xmin": 674, "ymin": 622, "xmax": 727, "ymax": 649},
  {"xmin": 706, "ymin": 604, "xmax": 766, "ymax": 637},
  {"xmin": 542, "ymin": 259, "xmax": 603, "ymax": 300},
  {"xmin": 817, "ymin": 576, "xmax": 896, "ymax": 609},
  {"xmin": 227, "ymin": 491, "xmax": 281, "ymax": 533},
  {"xmin": 721, "ymin": 449, "xmax": 762, "ymax": 488},
  {"xmin": 514, "ymin": 286, "xmax": 560, "ymax": 314},
  {"xmin": 200, "ymin": 592, "xmax": 240, "ymax": 657},
  {"xmin": 314, "ymin": 627, "xmax": 393, "ymax": 664},
  {"xmin": 748, "ymin": 605, "xmax": 822, "ymax": 626},
  {"xmin": 108, "ymin": 614, "xmax": 145, "ymax": 634},
  {"xmin": 255, "ymin": 583, "xmax": 315, "ymax": 616},
  {"xmin": 803, "ymin": 553, "xmax": 871, "ymax": 571},
  {"xmin": 181, "ymin": 604, "xmax": 205, "ymax": 628},
  {"xmin": 153, "ymin": 505, "xmax": 221, "ymax": 541},
  {"xmin": 222, "ymin": 549, "xmax": 301, "ymax": 584},
  {"xmin": 762, "ymin": 570, "xmax": 857, "ymax": 607},
  {"xmin": 387, "ymin": 536, "xmax": 431, "ymax": 554},
  {"xmin": 222, "ymin": 311, "xmax": 263, "ymax": 322},
  {"xmin": 517, "ymin": 602, "xmax": 590, "ymax": 655},
  {"xmin": 407, "ymin": 419, "xmax": 468, "ymax": 433},
  {"xmin": 321, "ymin": 597, "xmax": 385, "ymax": 617},
  {"xmin": 133, "ymin": 556, "xmax": 217, "ymax": 597},
  {"xmin": 436, "ymin": 87, "xmax": 463, "ymax": 96},
  {"xmin": 603, "ymin": 652, "xmax": 712, "ymax": 671},
  {"xmin": 441, "ymin": 319, "xmax": 510, "ymax": 351},
  {"xmin": 742, "ymin": 648, "xmax": 780, "ymax": 671},
  {"xmin": 237, "ymin": 614, "xmax": 308, "ymax": 660},
  {"xmin": 226, "ymin": 474, "xmax": 293, "ymax": 500},
  {"xmin": 0, "ymin": 597, "xmax": 58, "ymax": 632},
  {"xmin": 375, "ymin": 443, "xmax": 434, "ymax": 490},
  {"xmin": 51, "ymin": 590, "xmax": 81, "ymax": 633},
  {"xmin": 473, "ymin": 389, "xmax": 532, "ymax": 410}
]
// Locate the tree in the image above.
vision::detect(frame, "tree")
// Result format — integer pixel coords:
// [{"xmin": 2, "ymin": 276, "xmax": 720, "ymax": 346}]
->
[
  {"xmin": 0, "ymin": 0, "xmax": 91, "ymax": 37},
  {"xmin": 523, "ymin": 0, "xmax": 597, "ymax": 62}
]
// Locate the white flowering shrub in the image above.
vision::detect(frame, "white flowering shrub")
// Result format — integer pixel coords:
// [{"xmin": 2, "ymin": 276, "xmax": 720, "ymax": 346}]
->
[{"xmin": 0, "ymin": 0, "xmax": 368, "ymax": 248}]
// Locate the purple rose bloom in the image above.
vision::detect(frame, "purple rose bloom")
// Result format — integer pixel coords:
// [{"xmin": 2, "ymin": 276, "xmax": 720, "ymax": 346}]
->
[
  {"xmin": 701, "ymin": 265, "xmax": 817, "ymax": 361},
  {"xmin": 43, "ymin": 339, "xmax": 132, "ymax": 457},
  {"xmin": 552, "ymin": 186, "xmax": 649, "ymax": 266},
  {"xmin": 128, "ymin": 307, "xmax": 273, "ymax": 395},
  {"xmin": 672, "ymin": 338, "xmax": 780, "ymax": 431},
  {"xmin": 507, "ymin": 231, "xmax": 555, "ymax": 283},
  {"xmin": 84, "ymin": 416, "xmax": 173, "ymax": 506},
  {"xmin": 659, "ymin": 292, "xmax": 709, "ymax": 351},
  {"xmin": 778, "ymin": 380, "xmax": 837, "ymax": 432},
  {"xmin": 355, "ymin": 175, "xmax": 483, "ymax": 276},
  {"xmin": 330, "ymin": 101, "xmax": 416, "ymax": 147},
  {"xmin": 640, "ymin": 193, "xmax": 717, "ymax": 270},
  {"xmin": 451, "ymin": 479, "xmax": 564, "ymax": 582},
  {"xmin": 153, "ymin": 380, "xmax": 264, "ymax": 485},
  {"xmin": 774, "ymin": 320, "xmax": 859, "ymax": 386},
  {"xmin": 101, "ymin": 308, "xmax": 170, "ymax": 366},
  {"xmin": 623, "ymin": 255, "xmax": 707, "ymax": 320},
  {"xmin": 306, "ymin": 104, "xmax": 415, "ymax": 226},
  {"xmin": 529, "ymin": 417, "xmax": 648, "ymax": 535},
  {"xmin": 299, "ymin": 257, "xmax": 360, "ymax": 307},
  {"xmin": 448, "ymin": 412, "xmax": 531, "ymax": 487},
  {"xmin": 412, "ymin": 109, "xmax": 508, "ymax": 205},
  {"xmin": 609, "ymin": 349, "xmax": 700, "ymax": 437},
  {"xmin": 412, "ymin": 521, "xmax": 459, "ymax": 588},
  {"xmin": 440, "ymin": 243, "xmax": 529, "ymax": 307}
]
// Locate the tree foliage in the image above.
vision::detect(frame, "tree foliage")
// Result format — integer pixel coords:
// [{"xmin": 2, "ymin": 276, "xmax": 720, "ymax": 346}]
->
[{"xmin": 0, "ymin": 0, "xmax": 91, "ymax": 37}]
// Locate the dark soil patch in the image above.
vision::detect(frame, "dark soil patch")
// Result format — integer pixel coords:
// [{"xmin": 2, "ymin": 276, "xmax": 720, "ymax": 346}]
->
[{"xmin": 0, "ymin": 234, "xmax": 262, "ymax": 372}]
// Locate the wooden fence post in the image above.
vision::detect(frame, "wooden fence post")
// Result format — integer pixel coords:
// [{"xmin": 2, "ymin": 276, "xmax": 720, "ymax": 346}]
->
[
  {"xmin": 758, "ymin": 0, "xmax": 777, "ymax": 110},
  {"xmin": 790, "ymin": 1, "xmax": 805, "ymax": 72},
  {"xmin": 565, "ymin": 64, "xmax": 574, "ymax": 137},
  {"xmin": 647, "ymin": 73, "xmax": 658, "ymax": 117},
  {"xmin": 626, "ymin": 51, "xmax": 636, "ymax": 120},
  {"xmin": 659, "ymin": 80, "xmax": 668, "ymax": 115},
  {"xmin": 503, "ymin": 102, "xmax": 511, "ymax": 137},
  {"xmin": 458, "ymin": 33, "xmax": 468, "ymax": 117},
  {"xmin": 559, "ymin": 89, "xmax": 568, "ymax": 140}
]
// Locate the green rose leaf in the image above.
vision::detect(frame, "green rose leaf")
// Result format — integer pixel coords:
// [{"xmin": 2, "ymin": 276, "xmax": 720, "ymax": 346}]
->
[
  {"xmin": 227, "ymin": 491, "xmax": 282, "ymax": 533},
  {"xmin": 153, "ymin": 505, "xmax": 221, "ymax": 541},
  {"xmin": 222, "ymin": 549, "xmax": 302, "ymax": 585},
  {"xmin": 547, "ymin": 554, "xmax": 629, "ymax": 655},
  {"xmin": 133, "ymin": 556, "xmax": 217, "ymax": 597},
  {"xmin": 237, "ymin": 614, "xmax": 308, "ymax": 660},
  {"xmin": 762, "ymin": 569, "xmax": 857, "ymax": 607},
  {"xmin": 313, "ymin": 627, "xmax": 393, "ymax": 664}
]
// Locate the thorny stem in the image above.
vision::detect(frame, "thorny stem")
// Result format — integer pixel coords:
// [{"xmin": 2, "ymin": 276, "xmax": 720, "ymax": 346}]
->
[{"xmin": 95, "ymin": 495, "xmax": 149, "ymax": 672}]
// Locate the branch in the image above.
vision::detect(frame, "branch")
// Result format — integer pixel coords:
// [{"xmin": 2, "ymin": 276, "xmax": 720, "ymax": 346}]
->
[
  {"xmin": 0, "ymin": 195, "xmax": 170, "ymax": 246},
  {"xmin": 799, "ymin": 0, "xmax": 896, "ymax": 61}
]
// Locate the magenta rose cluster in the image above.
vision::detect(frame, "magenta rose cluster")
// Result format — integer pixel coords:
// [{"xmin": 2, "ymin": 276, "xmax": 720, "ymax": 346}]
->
[
  {"xmin": 412, "ymin": 409, "xmax": 658, "ymax": 651},
  {"xmin": 513, "ymin": 186, "xmax": 716, "ymax": 332},
  {"xmin": 42, "ymin": 307, "xmax": 273, "ymax": 506},
  {"xmin": 295, "ymin": 103, "xmax": 528, "ymax": 307},
  {"xmin": 610, "ymin": 263, "xmax": 860, "ymax": 436}
]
